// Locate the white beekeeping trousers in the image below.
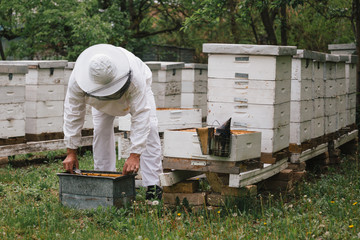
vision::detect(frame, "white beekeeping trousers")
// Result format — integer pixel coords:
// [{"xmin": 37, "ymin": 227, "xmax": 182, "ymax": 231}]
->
[{"xmin": 91, "ymin": 91, "xmax": 163, "ymax": 187}]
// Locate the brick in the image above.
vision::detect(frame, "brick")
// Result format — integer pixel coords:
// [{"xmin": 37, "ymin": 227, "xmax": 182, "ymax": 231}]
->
[
  {"xmin": 293, "ymin": 170, "xmax": 307, "ymax": 182},
  {"xmin": 287, "ymin": 162, "xmax": 306, "ymax": 171},
  {"xmin": 221, "ymin": 185, "xmax": 257, "ymax": 197},
  {"xmin": 0, "ymin": 157, "xmax": 9, "ymax": 165},
  {"xmin": 163, "ymin": 180, "xmax": 199, "ymax": 193},
  {"xmin": 271, "ymin": 169, "xmax": 294, "ymax": 181},
  {"xmin": 262, "ymin": 179, "xmax": 293, "ymax": 191}
]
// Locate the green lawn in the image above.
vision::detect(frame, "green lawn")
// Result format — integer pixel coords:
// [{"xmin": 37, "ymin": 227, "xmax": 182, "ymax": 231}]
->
[{"xmin": 0, "ymin": 151, "xmax": 359, "ymax": 239}]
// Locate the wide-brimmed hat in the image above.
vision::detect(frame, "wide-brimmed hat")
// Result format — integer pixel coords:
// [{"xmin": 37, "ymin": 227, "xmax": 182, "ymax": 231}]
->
[{"xmin": 73, "ymin": 44, "xmax": 130, "ymax": 97}]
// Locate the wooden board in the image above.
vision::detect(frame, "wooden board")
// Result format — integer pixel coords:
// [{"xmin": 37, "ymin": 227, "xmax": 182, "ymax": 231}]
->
[
  {"xmin": 333, "ymin": 129, "xmax": 358, "ymax": 149},
  {"xmin": 290, "ymin": 143, "xmax": 328, "ymax": 163},
  {"xmin": 159, "ymin": 170, "xmax": 203, "ymax": 187},
  {"xmin": 162, "ymin": 157, "xmax": 263, "ymax": 174}
]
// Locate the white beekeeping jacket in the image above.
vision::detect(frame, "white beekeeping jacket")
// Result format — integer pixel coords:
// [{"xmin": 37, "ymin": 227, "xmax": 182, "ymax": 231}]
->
[{"xmin": 63, "ymin": 47, "xmax": 153, "ymax": 154}]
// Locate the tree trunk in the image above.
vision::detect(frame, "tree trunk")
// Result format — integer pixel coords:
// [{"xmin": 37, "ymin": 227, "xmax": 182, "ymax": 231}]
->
[
  {"xmin": 228, "ymin": 0, "xmax": 240, "ymax": 43},
  {"xmin": 0, "ymin": 39, "xmax": 6, "ymax": 60},
  {"xmin": 280, "ymin": 1, "xmax": 287, "ymax": 46},
  {"xmin": 259, "ymin": 5, "xmax": 278, "ymax": 45}
]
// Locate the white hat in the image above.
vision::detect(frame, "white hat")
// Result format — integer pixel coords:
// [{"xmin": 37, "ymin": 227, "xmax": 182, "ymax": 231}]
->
[{"xmin": 73, "ymin": 44, "xmax": 130, "ymax": 97}]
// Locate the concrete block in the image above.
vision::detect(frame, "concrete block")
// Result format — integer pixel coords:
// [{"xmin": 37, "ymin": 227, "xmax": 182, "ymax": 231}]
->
[
  {"xmin": 203, "ymin": 43, "xmax": 297, "ymax": 56},
  {"xmin": 290, "ymin": 120, "xmax": 312, "ymax": 145},
  {"xmin": 26, "ymin": 85, "xmax": 65, "ymax": 101},
  {"xmin": 208, "ymin": 78, "xmax": 291, "ymax": 104},
  {"xmin": 0, "ymin": 119, "xmax": 25, "ymax": 138},
  {"xmin": 163, "ymin": 129, "xmax": 261, "ymax": 161},
  {"xmin": 0, "ymin": 103, "xmax": 25, "ymax": 120},
  {"xmin": 0, "ymin": 86, "xmax": 25, "ymax": 103},
  {"xmin": 208, "ymin": 54, "xmax": 292, "ymax": 81},
  {"xmin": 25, "ymin": 100, "xmax": 64, "ymax": 118},
  {"xmin": 207, "ymin": 101, "xmax": 290, "ymax": 129},
  {"xmin": 25, "ymin": 116, "xmax": 63, "ymax": 134},
  {"xmin": 311, "ymin": 117, "xmax": 325, "ymax": 139},
  {"xmin": 290, "ymin": 100, "xmax": 313, "ymax": 122},
  {"xmin": 313, "ymin": 98, "xmax": 325, "ymax": 118}
]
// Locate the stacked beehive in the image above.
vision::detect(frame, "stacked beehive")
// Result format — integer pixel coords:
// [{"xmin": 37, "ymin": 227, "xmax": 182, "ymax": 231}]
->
[
  {"xmin": 0, "ymin": 64, "xmax": 28, "ymax": 144},
  {"xmin": 181, "ymin": 63, "xmax": 208, "ymax": 120},
  {"xmin": 203, "ymin": 44, "xmax": 297, "ymax": 160},
  {"xmin": 24, "ymin": 61, "xmax": 68, "ymax": 141},
  {"xmin": 146, "ymin": 61, "xmax": 184, "ymax": 108},
  {"xmin": 345, "ymin": 55, "xmax": 357, "ymax": 128}
]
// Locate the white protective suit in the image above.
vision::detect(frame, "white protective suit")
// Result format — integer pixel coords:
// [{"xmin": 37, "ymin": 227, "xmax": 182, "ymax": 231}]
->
[{"xmin": 63, "ymin": 47, "xmax": 163, "ymax": 187}]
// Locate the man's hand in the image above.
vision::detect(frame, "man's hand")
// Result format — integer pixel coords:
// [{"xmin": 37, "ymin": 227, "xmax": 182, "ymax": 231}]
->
[
  {"xmin": 122, "ymin": 153, "xmax": 140, "ymax": 175},
  {"xmin": 62, "ymin": 148, "xmax": 79, "ymax": 174}
]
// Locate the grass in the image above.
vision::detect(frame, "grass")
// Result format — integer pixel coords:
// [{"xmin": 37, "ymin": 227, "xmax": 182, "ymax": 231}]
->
[{"xmin": 0, "ymin": 151, "xmax": 359, "ymax": 239}]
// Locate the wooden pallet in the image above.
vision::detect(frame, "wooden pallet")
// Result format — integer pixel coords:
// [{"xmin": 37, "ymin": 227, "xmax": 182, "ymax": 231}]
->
[{"xmin": 260, "ymin": 148, "xmax": 289, "ymax": 164}]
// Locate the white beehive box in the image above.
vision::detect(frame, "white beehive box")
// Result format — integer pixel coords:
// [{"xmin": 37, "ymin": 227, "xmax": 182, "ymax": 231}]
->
[
  {"xmin": 324, "ymin": 54, "xmax": 339, "ymax": 81},
  {"xmin": 325, "ymin": 114, "xmax": 338, "ymax": 134},
  {"xmin": 154, "ymin": 94, "xmax": 181, "ymax": 108},
  {"xmin": 146, "ymin": 61, "xmax": 184, "ymax": 83},
  {"xmin": 290, "ymin": 120, "xmax": 312, "ymax": 145},
  {"xmin": 181, "ymin": 93, "xmax": 207, "ymax": 107},
  {"xmin": 25, "ymin": 101, "xmax": 64, "ymax": 118},
  {"xmin": 208, "ymin": 78, "xmax": 290, "ymax": 105},
  {"xmin": 152, "ymin": 81, "xmax": 181, "ymax": 96},
  {"xmin": 290, "ymin": 100, "xmax": 313, "ymax": 122},
  {"xmin": 207, "ymin": 101, "xmax": 290, "ymax": 130},
  {"xmin": 118, "ymin": 108, "xmax": 202, "ymax": 132},
  {"xmin": 181, "ymin": 63, "xmax": 208, "ymax": 93},
  {"xmin": 338, "ymin": 112, "xmax": 348, "ymax": 129},
  {"xmin": 25, "ymin": 116, "xmax": 63, "ymax": 134},
  {"xmin": 203, "ymin": 44, "xmax": 297, "ymax": 81},
  {"xmin": 312, "ymin": 53, "xmax": 326, "ymax": 98},
  {"xmin": 313, "ymin": 98, "xmax": 325, "ymax": 118},
  {"xmin": 345, "ymin": 56, "xmax": 357, "ymax": 94},
  {"xmin": 64, "ymin": 62, "xmax": 75, "ymax": 98},
  {"xmin": 311, "ymin": 117, "xmax": 325, "ymax": 139},
  {"xmin": 347, "ymin": 108, "xmax": 356, "ymax": 125},
  {"xmin": 324, "ymin": 97, "xmax": 337, "ymax": 116},
  {"xmin": 337, "ymin": 95, "xmax": 347, "ymax": 113},
  {"xmin": 163, "ymin": 129, "xmax": 261, "ymax": 162},
  {"xmin": 347, "ymin": 93, "xmax": 356, "ymax": 109},
  {"xmin": 324, "ymin": 80, "xmax": 337, "ymax": 98},
  {"xmin": 26, "ymin": 85, "xmax": 65, "ymax": 101},
  {"xmin": 0, "ymin": 64, "xmax": 28, "ymax": 139}
]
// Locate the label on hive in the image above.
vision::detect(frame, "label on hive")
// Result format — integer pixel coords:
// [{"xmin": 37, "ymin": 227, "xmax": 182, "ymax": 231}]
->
[
  {"xmin": 163, "ymin": 128, "xmax": 261, "ymax": 161},
  {"xmin": 208, "ymin": 78, "xmax": 290, "ymax": 105},
  {"xmin": 208, "ymin": 55, "xmax": 292, "ymax": 81},
  {"xmin": 207, "ymin": 101, "xmax": 290, "ymax": 129}
]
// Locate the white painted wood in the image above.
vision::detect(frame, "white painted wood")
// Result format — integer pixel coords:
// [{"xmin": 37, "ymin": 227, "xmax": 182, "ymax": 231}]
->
[
  {"xmin": 207, "ymin": 101, "xmax": 290, "ymax": 129},
  {"xmin": 347, "ymin": 108, "xmax": 356, "ymax": 125},
  {"xmin": 25, "ymin": 116, "xmax": 63, "ymax": 134},
  {"xmin": 182, "ymin": 65, "xmax": 208, "ymax": 82},
  {"xmin": 0, "ymin": 73, "xmax": 26, "ymax": 86},
  {"xmin": 154, "ymin": 94, "xmax": 181, "ymax": 108},
  {"xmin": 311, "ymin": 116, "xmax": 325, "ymax": 139},
  {"xmin": 345, "ymin": 63, "xmax": 357, "ymax": 93},
  {"xmin": 208, "ymin": 78, "xmax": 290, "ymax": 104},
  {"xmin": 290, "ymin": 143, "xmax": 328, "ymax": 163},
  {"xmin": 334, "ymin": 129, "xmax": 358, "ymax": 149},
  {"xmin": 163, "ymin": 129, "xmax": 262, "ymax": 162},
  {"xmin": 312, "ymin": 77, "xmax": 325, "ymax": 99},
  {"xmin": 291, "ymin": 58, "xmax": 313, "ymax": 80},
  {"xmin": 313, "ymin": 98, "xmax": 325, "ymax": 118},
  {"xmin": 0, "ymin": 60, "xmax": 68, "ymax": 69},
  {"xmin": 148, "ymin": 62, "xmax": 184, "ymax": 83},
  {"xmin": 0, "ymin": 103, "xmax": 25, "ymax": 120},
  {"xmin": 347, "ymin": 93, "xmax": 356, "ymax": 109},
  {"xmin": 290, "ymin": 120, "xmax": 312, "ymax": 145},
  {"xmin": 181, "ymin": 80, "xmax": 207, "ymax": 93},
  {"xmin": 324, "ymin": 97, "xmax": 337, "ymax": 116},
  {"xmin": 26, "ymin": 68, "xmax": 65, "ymax": 85},
  {"xmin": 152, "ymin": 81, "xmax": 182, "ymax": 96},
  {"xmin": 229, "ymin": 158, "xmax": 288, "ymax": 188},
  {"xmin": 324, "ymin": 80, "xmax": 337, "ymax": 97},
  {"xmin": 118, "ymin": 108, "xmax": 202, "ymax": 132},
  {"xmin": 181, "ymin": 93, "xmax": 207, "ymax": 107},
  {"xmin": 325, "ymin": 114, "xmax": 337, "ymax": 134},
  {"xmin": 290, "ymin": 100, "xmax": 313, "ymax": 122},
  {"xmin": 203, "ymin": 43, "xmax": 297, "ymax": 56},
  {"xmin": 0, "ymin": 64, "xmax": 28, "ymax": 74},
  {"xmin": 159, "ymin": 170, "xmax": 203, "ymax": 187},
  {"xmin": 0, "ymin": 119, "xmax": 25, "ymax": 138},
  {"xmin": 313, "ymin": 61, "xmax": 325, "ymax": 81},
  {"xmin": 208, "ymin": 55, "xmax": 292, "ymax": 81},
  {"xmin": 291, "ymin": 79, "xmax": 312, "ymax": 101},
  {"xmin": 25, "ymin": 101, "xmax": 64, "ymax": 118},
  {"xmin": 0, "ymin": 86, "xmax": 25, "ymax": 103},
  {"xmin": 26, "ymin": 85, "xmax": 65, "ymax": 101}
]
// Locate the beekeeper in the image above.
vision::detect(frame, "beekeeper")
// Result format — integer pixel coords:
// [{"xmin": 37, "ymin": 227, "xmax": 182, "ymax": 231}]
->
[{"xmin": 62, "ymin": 44, "xmax": 163, "ymax": 200}]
